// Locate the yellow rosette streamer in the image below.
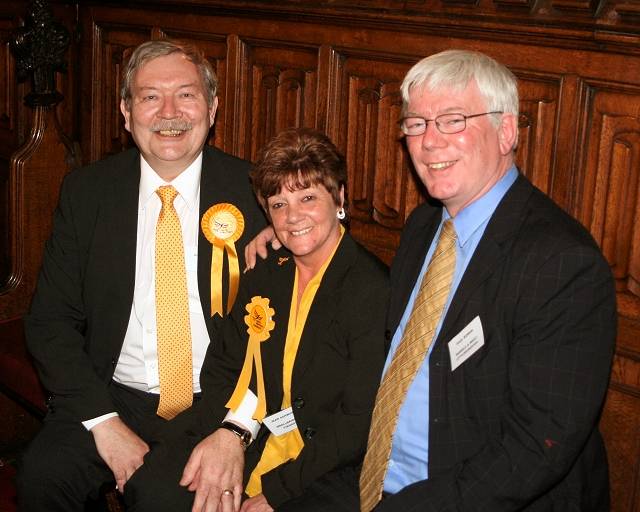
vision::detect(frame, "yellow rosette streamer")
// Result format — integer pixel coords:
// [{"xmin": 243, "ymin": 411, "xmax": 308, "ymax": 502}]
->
[
  {"xmin": 226, "ymin": 296, "xmax": 275, "ymax": 421},
  {"xmin": 201, "ymin": 203, "xmax": 245, "ymax": 317}
]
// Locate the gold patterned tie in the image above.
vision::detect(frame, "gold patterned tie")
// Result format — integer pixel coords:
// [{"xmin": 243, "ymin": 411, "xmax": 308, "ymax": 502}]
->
[
  {"xmin": 155, "ymin": 185, "xmax": 193, "ymax": 420},
  {"xmin": 359, "ymin": 219, "xmax": 457, "ymax": 511}
]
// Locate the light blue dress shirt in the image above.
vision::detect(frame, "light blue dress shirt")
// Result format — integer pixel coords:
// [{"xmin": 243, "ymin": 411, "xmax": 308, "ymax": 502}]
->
[{"xmin": 383, "ymin": 166, "xmax": 518, "ymax": 493}]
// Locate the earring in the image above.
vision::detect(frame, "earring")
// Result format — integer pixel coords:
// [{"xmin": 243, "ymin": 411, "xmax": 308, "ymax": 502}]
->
[{"xmin": 336, "ymin": 207, "xmax": 346, "ymax": 220}]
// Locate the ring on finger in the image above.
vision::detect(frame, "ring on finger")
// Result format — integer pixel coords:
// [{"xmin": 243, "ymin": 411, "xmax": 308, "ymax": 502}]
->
[{"xmin": 222, "ymin": 489, "xmax": 234, "ymax": 496}]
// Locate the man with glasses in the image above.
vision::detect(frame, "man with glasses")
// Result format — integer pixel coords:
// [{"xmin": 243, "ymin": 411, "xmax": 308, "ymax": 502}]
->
[{"xmin": 268, "ymin": 49, "xmax": 617, "ymax": 512}]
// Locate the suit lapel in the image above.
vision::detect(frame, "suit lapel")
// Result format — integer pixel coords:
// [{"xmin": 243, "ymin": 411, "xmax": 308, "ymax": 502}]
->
[
  {"xmin": 291, "ymin": 234, "xmax": 356, "ymax": 383},
  {"xmin": 103, "ymin": 150, "xmax": 140, "ymax": 341},
  {"xmin": 388, "ymin": 208, "xmax": 441, "ymax": 333},
  {"xmin": 437, "ymin": 174, "xmax": 534, "ymax": 343},
  {"xmin": 198, "ymin": 148, "xmax": 218, "ymax": 321}
]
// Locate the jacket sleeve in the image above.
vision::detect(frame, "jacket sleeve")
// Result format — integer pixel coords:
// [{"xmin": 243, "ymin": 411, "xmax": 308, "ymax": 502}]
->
[
  {"xmin": 377, "ymin": 240, "xmax": 616, "ymax": 512},
  {"xmin": 24, "ymin": 173, "xmax": 116, "ymax": 421}
]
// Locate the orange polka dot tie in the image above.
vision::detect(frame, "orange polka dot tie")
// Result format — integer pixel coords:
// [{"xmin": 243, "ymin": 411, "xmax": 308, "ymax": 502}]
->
[{"xmin": 155, "ymin": 185, "xmax": 193, "ymax": 420}]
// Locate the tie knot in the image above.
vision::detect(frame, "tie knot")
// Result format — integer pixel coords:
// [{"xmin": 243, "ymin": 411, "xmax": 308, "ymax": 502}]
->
[
  {"xmin": 157, "ymin": 185, "xmax": 178, "ymax": 207},
  {"xmin": 441, "ymin": 219, "xmax": 457, "ymax": 242}
]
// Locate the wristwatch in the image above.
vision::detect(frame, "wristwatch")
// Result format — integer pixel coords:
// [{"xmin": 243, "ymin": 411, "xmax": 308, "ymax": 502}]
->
[{"xmin": 220, "ymin": 421, "xmax": 252, "ymax": 449}]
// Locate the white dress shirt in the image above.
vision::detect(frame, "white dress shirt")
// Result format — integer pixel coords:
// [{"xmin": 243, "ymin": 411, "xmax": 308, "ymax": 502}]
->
[{"xmin": 84, "ymin": 154, "xmax": 211, "ymax": 429}]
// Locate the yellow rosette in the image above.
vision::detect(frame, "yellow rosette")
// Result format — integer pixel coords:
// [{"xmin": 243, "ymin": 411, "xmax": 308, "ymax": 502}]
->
[
  {"xmin": 201, "ymin": 203, "xmax": 245, "ymax": 317},
  {"xmin": 226, "ymin": 296, "xmax": 275, "ymax": 421}
]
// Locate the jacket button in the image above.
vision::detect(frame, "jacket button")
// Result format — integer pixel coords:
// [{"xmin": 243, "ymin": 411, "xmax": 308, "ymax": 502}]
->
[
  {"xmin": 111, "ymin": 358, "xmax": 117, "ymax": 366},
  {"xmin": 293, "ymin": 397, "xmax": 305, "ymax": 409},
  {"xmin": 384, "ymin": 330, "xmax": 392, "ymax": 341},
  {"xmin": 303, "ymin": 427, "xmax": 316, "ymax": 439}
]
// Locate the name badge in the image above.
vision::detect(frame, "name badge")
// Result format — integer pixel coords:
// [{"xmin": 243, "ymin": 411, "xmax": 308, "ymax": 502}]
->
[
  {"xmin": 448, "ymin": 316, "xmax": 484, "ymax": 371},
  {"xmin": 263, "ymin": 407, "xmax": 298, "ymax": 436},
  {"xmin": 185, "ymin": 245, "xmax": 198, "ymax": 272}
]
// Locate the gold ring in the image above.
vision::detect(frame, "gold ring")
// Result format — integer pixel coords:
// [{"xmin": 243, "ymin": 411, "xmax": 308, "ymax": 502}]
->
[{"xmin": 222, "ymin": 489, "xmax": 234, "ymax": 496}]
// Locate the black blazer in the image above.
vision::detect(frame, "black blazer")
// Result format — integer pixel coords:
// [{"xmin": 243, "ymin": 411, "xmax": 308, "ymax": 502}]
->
[
  {"xmin": 25, "ymin": 146, "xmax": 265, "ymax": 423},
  {"xmin": 197, "ymin": 233, "xmax": 389, "ymax": 508},
  {"xmin": 378, "ymin": 174, "xmax": 616, "ymax": 512}
]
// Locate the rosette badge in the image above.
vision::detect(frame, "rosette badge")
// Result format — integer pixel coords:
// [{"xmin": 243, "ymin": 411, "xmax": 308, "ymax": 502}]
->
[
  {"xmin": 226, "ymin": 296, "xmax": 275, "ymax": 421},
  {"xmin": 201, "ymin": 203, "xmax": 245, "ymax": 317}
]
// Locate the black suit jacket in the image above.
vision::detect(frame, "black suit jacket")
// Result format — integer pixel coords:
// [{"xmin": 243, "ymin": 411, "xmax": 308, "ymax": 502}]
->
[
  {"xmin": 25, "ymin": 145, "xmax": 265, "ymax": 423},
  {"xmin": 378, "ymin": 174, "xmax": 616, "ymax": 512},
  {"xmin": 197, "ymin": 233, "xmax": 389, "ymax": 508}
]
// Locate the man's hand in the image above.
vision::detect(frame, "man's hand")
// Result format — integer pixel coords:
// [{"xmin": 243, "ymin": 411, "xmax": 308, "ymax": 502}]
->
[
  {"xmin": 91, "ymin": 416, "xmax": 149, "ymax": 492},
  {"xmin": 240, "ymin": 494, "xmax": 273, "ymax": 512},
  {"xmin": 244, "ymin": 226, "xmax": 279, "ymax": 271},
  {"xmin": 180, "ymin": 428, "xmax": 245, "ymax": 512}
]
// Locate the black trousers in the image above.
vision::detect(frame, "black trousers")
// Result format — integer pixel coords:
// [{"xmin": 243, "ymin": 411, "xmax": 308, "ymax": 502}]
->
[{"xmin": 16, "ymin": 382, "xmax": 197, "ymax": 512}]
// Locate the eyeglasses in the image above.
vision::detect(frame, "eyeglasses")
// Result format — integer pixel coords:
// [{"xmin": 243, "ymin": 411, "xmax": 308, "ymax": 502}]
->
[{"xmin": 399, "ymin": 111, "xmax": 503, "ymax": 136}]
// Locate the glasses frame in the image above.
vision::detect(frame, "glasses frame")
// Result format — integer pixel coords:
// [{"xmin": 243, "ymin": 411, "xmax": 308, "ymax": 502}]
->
[{"xmin": 399, "ymin": 111, "xmax": 504, "ymax": 136}]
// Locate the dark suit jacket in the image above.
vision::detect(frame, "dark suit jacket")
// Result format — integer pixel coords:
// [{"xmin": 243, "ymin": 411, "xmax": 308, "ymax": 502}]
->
[
  {"xmin": 25, "ymin": 145, "xmax": 265, "ymax": 423},
  {"xmin": 197, "ymin": 233, "xmax": 389, "ymax": 508},
  {"xmin": 378, "ymin": 174, "xmax": 616, "ymax": 512}
]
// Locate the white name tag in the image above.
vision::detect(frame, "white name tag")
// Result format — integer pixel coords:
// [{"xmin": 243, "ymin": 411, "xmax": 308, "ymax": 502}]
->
[
  {"xmin": 263, "ymin": 407, "xmax": 298, "ymax": 436},
  {"xmin": 185, "ymin": 245, "xmax": 198, "ymax": 272},
  {"xmin": 448, "ymin": 316, "xmax": 484, "ymax": 371}
]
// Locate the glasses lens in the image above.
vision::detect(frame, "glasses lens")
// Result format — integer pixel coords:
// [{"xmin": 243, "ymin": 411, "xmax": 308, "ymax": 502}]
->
[
  {"xmin": 436, "ymin": 114, "xmax": 466, "ymax": 134},
  {"xmin": 401, "ymin": 117, "xmax": 427, "ymax": 136}
]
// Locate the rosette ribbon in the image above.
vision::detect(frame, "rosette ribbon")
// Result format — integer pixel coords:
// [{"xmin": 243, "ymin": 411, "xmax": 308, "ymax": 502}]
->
[
  {"xmin": 201, "ymin": 203, "xmax": 245, "ymax": 317},
  {"xmin": 226, "ymin": 296, "xmax": 275, "ymax": 421}
]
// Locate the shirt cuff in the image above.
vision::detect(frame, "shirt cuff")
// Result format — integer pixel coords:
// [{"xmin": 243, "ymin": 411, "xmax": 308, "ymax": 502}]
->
[
  {"xmin": 224, "ymin": 389, "xmax": 261, "ymax": 439},
  {"xmin": 82, "ymin": 412, "xmax": 119, "ymax": 431}
]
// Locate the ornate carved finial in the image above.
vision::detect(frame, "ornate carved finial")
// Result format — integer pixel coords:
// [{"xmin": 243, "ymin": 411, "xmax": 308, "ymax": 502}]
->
[{"xmin": 9, "ymin": 0, "xmax": 70, "ymax": 107}]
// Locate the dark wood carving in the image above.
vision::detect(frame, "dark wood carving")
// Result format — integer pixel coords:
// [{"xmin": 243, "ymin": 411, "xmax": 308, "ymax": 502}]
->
[{"xmin": 1, "ymin": 0, "xmax": 77, "ymax": 419}]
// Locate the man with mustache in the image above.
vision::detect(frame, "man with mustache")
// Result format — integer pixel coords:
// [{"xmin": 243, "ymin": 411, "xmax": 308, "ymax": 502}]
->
[{"xmin": 17, "ymin": 39, "xmax": 265, "ymax": 511}]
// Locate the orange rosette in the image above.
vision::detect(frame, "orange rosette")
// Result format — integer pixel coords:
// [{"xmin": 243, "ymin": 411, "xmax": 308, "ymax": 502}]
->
[
  {"xmin": 201, "ymin": 203, "xmax": 245, "ymax": 317},
  {"xmin": 226, "ymin": 296, "xmax": 275, "ymax": 421}
]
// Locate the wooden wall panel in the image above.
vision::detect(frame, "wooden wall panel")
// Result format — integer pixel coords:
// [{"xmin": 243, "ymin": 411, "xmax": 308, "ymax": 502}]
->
[
  {"xmin": 332, "ymin": 52, "xmax": 421, "ymax": 262},
  {"xmin": 580, "ymin": 87, "xmax": 640, "ymax": 321},
  {"xmin": 513, "ymin": 75, "xmax": 560, "ymax": 195},
  {"xmin": 241, "ymin": 40, "xmax": 319, "ymax": 161}
]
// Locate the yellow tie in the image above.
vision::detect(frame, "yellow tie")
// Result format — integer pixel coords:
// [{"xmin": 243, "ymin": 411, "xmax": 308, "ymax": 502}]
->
[
  {"xmin": 155, "ymin": 185, "xmax": 193, "ymax": 420},
  {"xmin": 359, "ymin": 219, "xmax": 457, "ymax": 511}
]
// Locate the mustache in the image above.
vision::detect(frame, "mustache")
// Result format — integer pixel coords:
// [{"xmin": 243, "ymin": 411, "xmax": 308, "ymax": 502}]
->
[{"xmin": 150, "ymin": 120, "xmax": 193, "ymax": 132}]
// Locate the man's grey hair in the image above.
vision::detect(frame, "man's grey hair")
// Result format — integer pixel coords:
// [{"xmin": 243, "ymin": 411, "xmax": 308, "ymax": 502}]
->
[
  {"xmin": 400, "ymin": 49, "xmax": 519, "ymax": 126},
  {"xmin": 120, "ymin": 39, "xmax": 218, "ymax": 109}
]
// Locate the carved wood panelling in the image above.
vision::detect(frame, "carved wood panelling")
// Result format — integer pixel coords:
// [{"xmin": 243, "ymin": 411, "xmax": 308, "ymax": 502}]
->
[
  {"xmin": 237, "ymin": 39, "xmax": 319, "ymax": 162},
  {"xmin": 512, "ymin": 74, "xmax": 561, "ymax": 196},
  {"xmin": 578, "ymin": 86, "xmax": 640, "ymax": 322},
  {"xmin": 600, "ymin": 385, "xmax": 640, "ymax": 512},
  {"xmin": 83, "ymin": 25, "xmax": 150, "ymax": 162},
  {"xmin": 331, "ymin": 51, "xmax": 422, "ymax": 263}
]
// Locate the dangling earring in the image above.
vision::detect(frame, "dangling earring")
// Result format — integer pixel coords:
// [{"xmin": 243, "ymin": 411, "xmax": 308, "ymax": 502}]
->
[{"xmin": 336, "ymin": 207, "xmax": 346, "ymax": 220}]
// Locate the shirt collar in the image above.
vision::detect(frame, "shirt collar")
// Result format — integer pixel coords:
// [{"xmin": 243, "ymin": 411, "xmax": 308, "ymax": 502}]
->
[
  {"xmin": 444, "ymin": 165, "xmax": 518, "ymax": 247},
  {"xmin": 138, "ymin": 153, "xmax": 203, "ymax": 211}
]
